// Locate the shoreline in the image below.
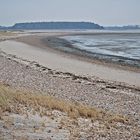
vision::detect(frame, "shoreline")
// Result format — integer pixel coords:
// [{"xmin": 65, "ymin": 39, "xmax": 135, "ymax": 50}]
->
[
  {"xmin": 15, "ymin": 34, "xmax": 140, "ymax": 73},
  {"xmin": 0, "ymin": 31, "xmax": 140, "ymax": 87},
  {"xmin": 42, "ymin": 36, "xmax": 140, "ymax": 71},
  {"xmin": 10, "ymin": 34, "xmax": 140, "ymax": 87},
  {"xmin": 1, "ymin": 39, "xmax": 140, "ymax": 87}
]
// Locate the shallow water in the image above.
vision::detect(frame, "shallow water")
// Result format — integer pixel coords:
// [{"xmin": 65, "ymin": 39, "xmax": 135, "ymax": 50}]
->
[{"xmin": 61, "ymin": 33, "xmax": 140, "ymax": 67}]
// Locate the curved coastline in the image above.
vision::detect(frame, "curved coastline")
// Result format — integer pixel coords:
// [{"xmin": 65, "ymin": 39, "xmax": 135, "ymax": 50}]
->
[
  {"xmin": 13, "ymin": 34, "xmax": 140, "ymax": 73},
  {"xmin": 0, "ymin": 35, "xmax": 137, "ymax": 87},
  {"xmin": 41, "ymin": 36, "xmax": 140, "ymax": 69}
]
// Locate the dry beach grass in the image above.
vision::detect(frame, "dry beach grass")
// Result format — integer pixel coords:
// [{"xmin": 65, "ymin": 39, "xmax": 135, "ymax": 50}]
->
[
  {"xmin": 1, "ymin": 83, "xmax": 139, "ymax": 140},
  {"xmin": 0, "ymin": 83, "xmax": 127, "ymax": 122}
]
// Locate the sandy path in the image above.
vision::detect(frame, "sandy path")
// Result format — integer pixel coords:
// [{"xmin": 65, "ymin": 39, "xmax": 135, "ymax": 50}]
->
[{"xmin": 0, "ymin": 39, "xmax": 140, "ymax": 87}]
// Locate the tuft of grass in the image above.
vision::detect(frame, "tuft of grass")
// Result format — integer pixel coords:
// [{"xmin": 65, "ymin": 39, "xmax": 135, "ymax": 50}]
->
[
  {"xmin": 0, "ymin": 83, "xmax": 129, "ymax": 124},
  {"xmin": 107, "ymin": 115, "xmax": 129, "ymax": 124}
]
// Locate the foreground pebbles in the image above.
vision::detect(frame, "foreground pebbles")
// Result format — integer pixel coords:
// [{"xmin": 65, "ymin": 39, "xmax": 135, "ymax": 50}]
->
[
  {"xmin": 0, "ymin": 106, "xmax": 140, "ymax": 140},
  {"xmin": 0, "ymin": 51, "xmax": 140, "ymax": 139}
]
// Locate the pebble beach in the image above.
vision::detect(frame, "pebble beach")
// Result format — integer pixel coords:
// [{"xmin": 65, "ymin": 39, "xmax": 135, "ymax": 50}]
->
[{"xmin": 0, "ymin": 31, "xmax": 140, "ymax": 139}]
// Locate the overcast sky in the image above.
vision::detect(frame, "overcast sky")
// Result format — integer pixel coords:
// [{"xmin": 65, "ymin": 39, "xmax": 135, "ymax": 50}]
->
[{"xmin": 0, "ymin": 0, "xmax": 140, "ymax": 26}]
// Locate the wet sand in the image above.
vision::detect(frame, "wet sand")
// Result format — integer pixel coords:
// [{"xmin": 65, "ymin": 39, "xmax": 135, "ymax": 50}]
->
[{"xmin": 0, "ymin": 35, "xmax": 140, "ymax": 87}]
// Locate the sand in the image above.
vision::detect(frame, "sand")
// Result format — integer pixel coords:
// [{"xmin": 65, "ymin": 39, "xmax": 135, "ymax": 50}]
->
[{"xmin": 0, "ymin": 35, "xmax": 140, "ymax": 87}]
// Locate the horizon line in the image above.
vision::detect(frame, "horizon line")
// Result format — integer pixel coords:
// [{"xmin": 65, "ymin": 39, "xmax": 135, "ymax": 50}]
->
[{"xmin": 0, "ymin": 21, "xmax": 140, "ymax": 27}]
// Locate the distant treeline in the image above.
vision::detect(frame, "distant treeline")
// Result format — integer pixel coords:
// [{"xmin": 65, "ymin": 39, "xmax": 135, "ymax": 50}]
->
[
  {"xmin": 0, "ymin": 22, "xmax": 104, "ymax": 30},
  {"xmin": 1, "ymin": 22, "xmax": 139, "ymax": 30}
]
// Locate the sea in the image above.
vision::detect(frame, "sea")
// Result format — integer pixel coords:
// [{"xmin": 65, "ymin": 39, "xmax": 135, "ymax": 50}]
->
[{"xmin": 60, "ymin": 30, "xmax": 140, "ymax": 67}]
